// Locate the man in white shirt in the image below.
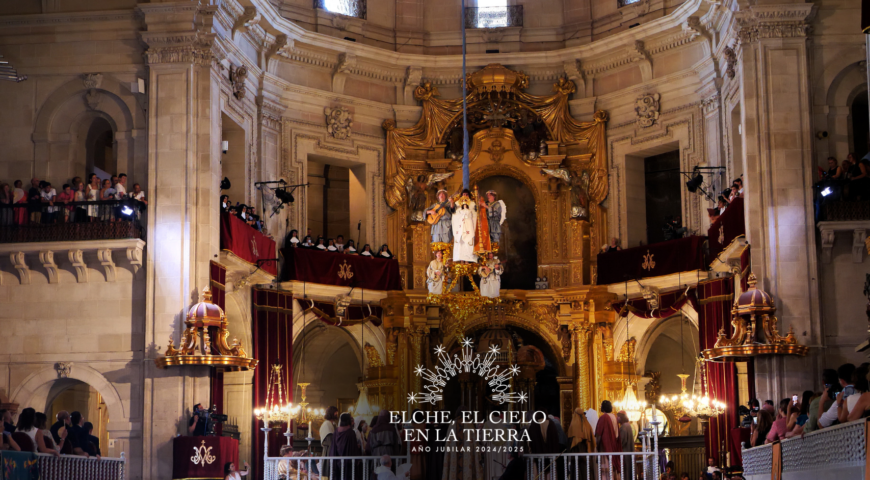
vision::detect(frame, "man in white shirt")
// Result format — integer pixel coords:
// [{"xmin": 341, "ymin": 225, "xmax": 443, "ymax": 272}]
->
[
  {"xmin": 41, "ymin": 182, "xmax": 58, "ymax": 223},
  {"xmin": 114, "ymin": 173, "xmax": 127, "ymax": 200},
  {"xmin": 818, "ymin": 363, "xmax": 855, "ymax": 428},
  {"xmin": 335, "ymin": 234, "xmax": 345, "ymax": 253}
]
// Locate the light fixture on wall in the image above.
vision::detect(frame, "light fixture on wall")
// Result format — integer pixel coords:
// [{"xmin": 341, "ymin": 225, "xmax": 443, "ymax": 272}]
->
[
  {"xmin": 221, "ymin": 140, "xmax": 229, "ymax": 154},
  {"xmin": 220, "ymin": 177, "xmax": 231, "ymax": 190},
  {"xmin": 815, "ymin": 131, "xmax": 828, "ymax": 140}
]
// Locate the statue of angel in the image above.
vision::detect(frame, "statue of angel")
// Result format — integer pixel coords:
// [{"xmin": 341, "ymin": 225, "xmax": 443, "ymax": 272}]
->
[
  {"xmin": 541, "ymin": 168, "xmax": 590, "ymax": 220},
  {"xmin": 406, "ymin": 172, "xmax": 455, "ymax": 223}
]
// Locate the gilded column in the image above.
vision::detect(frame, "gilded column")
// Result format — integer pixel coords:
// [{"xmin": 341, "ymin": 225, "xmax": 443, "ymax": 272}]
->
[
  {"xmin": 410, "ymin": 326, "xmax": 426, "ymax": 400},
  {"xmin": 574, "ymin": 324, "xmax": 590, "ymax": 411}
]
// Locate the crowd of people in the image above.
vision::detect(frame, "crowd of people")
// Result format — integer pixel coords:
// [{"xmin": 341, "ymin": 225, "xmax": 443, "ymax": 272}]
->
[
  {"xmin": 286, "ymin": 228, "xmax": 394, "ymax": 259},
  {"xmin": 0, "ymin": 174, "xmax": 147, "ymax": 225},
  {"xmin": 221, "ymin": 195, "xmax": 268, "ymax": 235},
  {"xmin": 739, "ymin": 362, "xmax": 870, "ymax": 451},
  {"xmin": 707, "ymin": 177, "xmax": 744, "ymax": 224},
  {"xmin": 816, "ymin": 152, "xmax": 870, "ymax": 201},
  {"xmin": 0, "ymin": 408, "xmax": 102, "ymax": 459}
]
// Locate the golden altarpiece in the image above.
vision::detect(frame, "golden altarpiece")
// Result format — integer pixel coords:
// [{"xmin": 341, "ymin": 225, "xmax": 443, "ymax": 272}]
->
[{"xmin": 351, "ymin": 64, "xmax": 635, "ymax": 421}]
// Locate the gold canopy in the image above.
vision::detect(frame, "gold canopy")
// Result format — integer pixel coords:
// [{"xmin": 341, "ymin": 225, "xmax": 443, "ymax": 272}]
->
[
  {"xmin": 155, "ymin": 287, "xmax": 258, "ymax": 371},
  {"xmin": 702, "ymin": 274, "xmax": 808, "ymax": 360}
]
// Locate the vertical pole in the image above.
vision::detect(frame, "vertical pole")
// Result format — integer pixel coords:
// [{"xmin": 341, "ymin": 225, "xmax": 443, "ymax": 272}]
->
[
  {"xmin": 461, "ymin": 0, "xmax": 469, "ymax": 189},
  {"xmin": 652, "ymin": 415, "xmax": 661, "ymax": 480},
  {"xmin": 262, "ymin": 427, "xmax": 272, "ymax": 477}
]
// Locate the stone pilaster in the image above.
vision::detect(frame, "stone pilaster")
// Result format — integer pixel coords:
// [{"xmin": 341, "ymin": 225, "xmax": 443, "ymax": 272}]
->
[
  {"xmin": 138, "ymin": 2, "xmax": 222, "ymax": 478},
  {"xmin": 736, "ymin": 4, "xmax": 821, "ymax": 401}
]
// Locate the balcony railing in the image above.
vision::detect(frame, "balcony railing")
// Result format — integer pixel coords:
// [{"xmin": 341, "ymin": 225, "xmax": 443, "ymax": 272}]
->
[
  {"xmin": 0, "ymin": 200, "xmax": 144, "ymax": 244},
  {"xmin": 39, "ymin": 453, "xmax": 126, "ymax": 480},
  {"xmin": 0, "ymin": 451, "xmax": 126, "ymax": 480},
  {"xmin": 742, "ymin": 419, "xmax": 867, "ymax": 480},
  {"xmin": 315, "ymin": 0, "xmax": 366, "ymax": 19},
  {"xmin": 464, "ymin": 6, "xmax": 523, "ymax": 29},
  {"xmin": 264, "ymin": 454, "xmax": 410, "ymax": 480}
]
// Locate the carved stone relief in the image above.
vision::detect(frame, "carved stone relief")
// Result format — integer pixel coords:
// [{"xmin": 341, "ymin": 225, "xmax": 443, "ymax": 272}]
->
[
  {"xmin": 635, "ymin": 93, "xmax": 661, "ymax": 128},
  {"xmin": 324, "ymin": 106, "xmax": 353, "ymax": 140}
]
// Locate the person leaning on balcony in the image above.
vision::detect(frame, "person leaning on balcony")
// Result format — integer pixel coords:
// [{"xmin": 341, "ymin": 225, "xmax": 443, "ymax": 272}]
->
[
  {"xmin": 69, "ymin": 411, "xmax": 99, "ymax": 458},
  {"xmin": 819, "ymin": 363, "xmax": 855, "ymax": 429},
  {"xmin": 12, "ymin": 180, "xmax": 27, "ymax": 225},
  {"xmin": 40, "ymin": 182, "xmax": 58, "ymax": 224},
  {"xmin": 27, "ymin": 178, "xmax": 42, "ymax": 224},
  {"xmin": 15, "ymin": 408, "xmax": 59, "ymax": 456},
  {"xmin": 764, "ymin": 399, "xmax": 790, "ymax": 443},
  {"xmin": 804, "ymin": 369, "xmax": 837, "ymax": 433},
  {"xmin": 841, "ymin": 364, "xmax": 870, "ymax": 422},
  {"xmin": 56, "ymin": 184, "xmax": 75, "ymax": 223},
  {"xmin": 748, "ymin": 409, "xmax": 773, "ymax": 448}
]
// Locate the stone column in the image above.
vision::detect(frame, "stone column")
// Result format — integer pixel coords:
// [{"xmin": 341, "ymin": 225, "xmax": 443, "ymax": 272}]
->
[
  {"xmin": 737, "ymin": 4, "xmax": 821, "ymax": 401},
  {"xmin": 138, "ymin": 3, "xmax": 222, "ymax": 478}
]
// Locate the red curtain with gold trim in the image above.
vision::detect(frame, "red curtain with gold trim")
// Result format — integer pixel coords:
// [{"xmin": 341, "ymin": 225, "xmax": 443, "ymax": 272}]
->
[
  {"xmin": 251, "ymin": 287, "xmax": 295, "ymax": 479},
  {"xmin": 690, "ymin": 278, "xmax": 739, "ymax": 467}
]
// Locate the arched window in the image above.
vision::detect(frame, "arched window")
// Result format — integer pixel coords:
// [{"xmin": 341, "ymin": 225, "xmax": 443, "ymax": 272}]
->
[
  {"xmin": 474, "ymin": 0, "xmax": 510, "ymax": 28},
  {"xmin": 318, "ymin": 0, "xmax": 366, "ymax": 19}
]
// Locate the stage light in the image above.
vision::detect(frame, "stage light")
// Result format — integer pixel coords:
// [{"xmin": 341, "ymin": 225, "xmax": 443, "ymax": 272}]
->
[
  {"xmin": 220, "ymin": 177, "xmax": 231, "ymax": 190},
  {"xmin": 121, "ymin": 205, "xmax": 134, "ymax": 216},
  {"xmin": 685, "ymin": 173, "xmax": 703, "ymax": 193},
  {"xmin": 275, "ymin": 188, "xmax": 295, "ymax": 204},
  {"xmin": 821, "ymin": 186, "xmax": 832, "ymax": 197}
]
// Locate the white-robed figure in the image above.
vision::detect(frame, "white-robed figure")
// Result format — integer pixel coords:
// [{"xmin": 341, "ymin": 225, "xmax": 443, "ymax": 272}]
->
[
  {"xmin": 478, "ymin": 253, "xmax": 503, "ymax": 298},
  {"xmin": 452, "ymin": 189, "xmax": 478, "ymax": 263},
  {"xmin": 427, "ymin": 250, "xmax": 446, "ymax": 294}
]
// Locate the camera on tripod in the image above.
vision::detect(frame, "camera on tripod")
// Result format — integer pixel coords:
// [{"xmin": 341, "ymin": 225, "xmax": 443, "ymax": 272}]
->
[{"xmin": 204, "ymin": 404, "xmax": 228, "ymax": 436}]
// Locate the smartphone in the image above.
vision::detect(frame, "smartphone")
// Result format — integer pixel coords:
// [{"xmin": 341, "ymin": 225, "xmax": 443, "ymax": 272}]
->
[
  {"xmin": 753, "ymin": 417, "xmax": 757, "ymax": 424},
  {"xmin": 792, "ymin": 394, "xmax": 799, "ymax": 405}
]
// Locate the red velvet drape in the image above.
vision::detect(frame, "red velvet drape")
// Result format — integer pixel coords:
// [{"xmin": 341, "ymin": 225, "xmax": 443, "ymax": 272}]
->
[
  {"xmin": 691, "ymin": 278, "xmax": 739, "ymax": 467},
  {"xmin": 209, "ymin": 261, "xmax": 227, "ymax": 436},
  {"xmin": 252, "ymin": 288, "xmax": 295, "ymax": 479}
]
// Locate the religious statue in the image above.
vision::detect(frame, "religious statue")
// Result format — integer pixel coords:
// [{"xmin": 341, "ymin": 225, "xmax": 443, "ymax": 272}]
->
[
  {"xmin": 479, "ymin": 190, "xmax": 506, "ymax": 244},
  {"xmin": 452, "ymin": 189, "xmax": 478, "ymax": 263},
  {"xmin": 478, "ymin": 253, "xmax": 503, "ymax": 298},
  {"xmin": 541, "ymin": 168, "xmax": 590, "ymax": 220},
  {"xmin": 407, "ymin": 172, "xmax": 455, "ymax": 223},
  {"xmin": 427, "ymin": 250, "xmax": 447, "ymax": 294},
  {"xmin": 425, "ymin": 189, "xmax": 455, "ymax": 244}
]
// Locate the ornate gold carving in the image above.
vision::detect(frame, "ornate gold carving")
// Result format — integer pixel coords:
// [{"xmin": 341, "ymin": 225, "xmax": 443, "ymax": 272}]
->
[
  {"xmin": 642, "ymin": 250, "xmax": 656, "ymax": 271},
  {"xmin": 338, "ymin": 260, "xmax": 354, "ymax": 280},
  {"xmin": 616, "ymin": 337, "xmax": 636, "ymax": 362},
  {"xmin": 365, "ymin": 345, "xmax": 384, "ymax": 367}
]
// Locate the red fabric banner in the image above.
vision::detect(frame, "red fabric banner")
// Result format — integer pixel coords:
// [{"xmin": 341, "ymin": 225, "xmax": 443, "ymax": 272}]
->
[
  {"xmin": 281, "ymin": 247, "xmax": 402, "ymax": 290},
  {"xmin": 708, "ymin": 197, "xmax": 745, "ymax": 263},
  {"xmin": 691, "ymin": 277, "xmax": 739, "ymax": 468},
  {"xmin": 612, "ymin": 288, "xmax": 694, "ymax": 319},
  {"xmin": 596, "ymin": 235, "xmax": 706, "ymax": 285},
  {"xmin": 172, "ymin": 436, "xmax": 239, "ymax": 479},
  {"xmin": 251, "ymin": 288, "xmax": 295, "ymax": 480},
  {"xmin": 220, "ymin": 213, "xmax": 277, "ymax": 275}
]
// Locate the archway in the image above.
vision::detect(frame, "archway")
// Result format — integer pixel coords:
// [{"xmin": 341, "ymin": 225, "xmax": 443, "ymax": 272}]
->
[
  {"xmin": 46, "ymin": 379, "xmax": 110, "ymax": 455},
  {"xmin": 475, "ymin": 175, "xmax": 538, "ymax": 289},
  {"xmin": 85, "ymin": 117, "xmax": 115, "ymax": 177},
  {"xmin": 441, "ymin": 323, "xmax": 562, "ymax": 416},
  {"xmin": 851, "ymin": 91, "xmax": 868, "ymax": 158},
  {"xmin": 291, "ymin": 321, "xmax": 364, "ymax": 416}
]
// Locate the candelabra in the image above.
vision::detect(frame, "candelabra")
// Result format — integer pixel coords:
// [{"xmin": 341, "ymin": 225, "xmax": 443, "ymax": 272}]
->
[{"xmin": 614, "ymin": 383, "xmax": 646, "ymax": 422}]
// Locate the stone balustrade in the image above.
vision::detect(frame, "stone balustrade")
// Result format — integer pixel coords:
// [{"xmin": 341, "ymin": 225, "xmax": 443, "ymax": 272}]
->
[
  {"xmin": 0, "ymin": 238, "xmax": 145, "ymax": 285},
  {"xmin": 742, "ymin": 419, "xmax": 867, "ymax": 480}
]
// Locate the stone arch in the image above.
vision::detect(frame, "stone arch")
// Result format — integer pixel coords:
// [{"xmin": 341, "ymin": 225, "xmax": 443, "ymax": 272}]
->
[
  {"xmin": 31, "ymin": 74, "xmax": 142, "ymax": 182},
  {"xmin": 10, "ymin": 364, "xmax": 127, "ymax": 429},
  {"xmin": 448, "ymin": 313, "xmax": 568, "ymax": 377},
  {"xmin": 823, "ymin": 60, "xmax": 868, "ymax": 159},
  {"xmin": 469, "ymin": 163, "xmax": 541, "ymax": 206}
]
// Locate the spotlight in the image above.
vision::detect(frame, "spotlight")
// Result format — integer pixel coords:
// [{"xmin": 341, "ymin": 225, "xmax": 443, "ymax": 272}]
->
[
  {"xmin": 120, "ymin": 199, "xmax": 135, "ymax": 217},
  {"xmin": 275, "ymin": 188, "xmax": 295, "ymax": 204},
  {"xmin": 220, "ymin": 177, "xmax": 231, "ymax": 190},
  {"xmin": 821, "ymin": 186, "xmax": 833, "ymax": 197},
  {"xmin": 686, "ymin": 173, "xmax": 704, "ymax": 193}
]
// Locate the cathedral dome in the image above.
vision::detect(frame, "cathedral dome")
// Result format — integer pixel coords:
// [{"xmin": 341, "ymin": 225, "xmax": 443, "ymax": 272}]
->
[{"xmin": 734, "ymin": 273, "xmax": 774, "ymax": 315}]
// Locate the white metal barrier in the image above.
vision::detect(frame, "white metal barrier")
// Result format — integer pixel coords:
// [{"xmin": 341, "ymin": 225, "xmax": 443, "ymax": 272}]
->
[
  {"xmin": 742, "ymin": 419, "xmax": 867, "ymax": 480},
  {"xmin": 36, "ymin": 452, "xmax": 126, "ymax": 480},
  {"xmin": 263, "ymin": 454, "xmax": 411, "ymax": 480}
]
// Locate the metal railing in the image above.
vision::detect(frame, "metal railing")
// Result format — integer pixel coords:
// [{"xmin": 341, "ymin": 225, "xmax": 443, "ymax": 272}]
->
[
  {"xmin": 0, "ymin": 200, "xmax": 145, "ymax": 243},
  {"xmin": 264, "ymin": 454, "xmax": 411, "ymax": 480},
  {"xmin": 37, "ymin": 452, "xmax": 126, "ymax": 480},
  {"xmin": 464, "ymin": 6, "xmax": 523, "ymax": 29},
  {"xmin": 742, "ymin": 419, "xmax": 867, "ymax": 480}
]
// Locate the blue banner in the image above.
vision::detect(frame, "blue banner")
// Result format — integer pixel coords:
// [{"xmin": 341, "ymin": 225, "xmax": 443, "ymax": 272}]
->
[{"xmin": 1, "ymin": 450, "xmax": 39, "ymax": 480}]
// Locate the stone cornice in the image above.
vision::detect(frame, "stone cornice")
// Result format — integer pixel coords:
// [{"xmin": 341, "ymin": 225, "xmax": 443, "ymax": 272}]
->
[{"xmin": 735, "ymin": 4, "xmax": 816, "ymax": 44}]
